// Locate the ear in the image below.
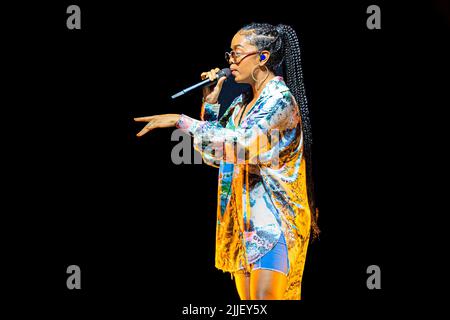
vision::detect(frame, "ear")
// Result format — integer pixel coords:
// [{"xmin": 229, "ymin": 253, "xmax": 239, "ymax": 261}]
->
[{"xmin": 259, "ymin": 50, "xmax": 270, "ymax": 65}]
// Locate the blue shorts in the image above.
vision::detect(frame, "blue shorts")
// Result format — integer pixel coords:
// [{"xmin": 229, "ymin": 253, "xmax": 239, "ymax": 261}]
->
[{"xmin": 237, "ymin": 233, "xmax": 290, "ymax": 276}]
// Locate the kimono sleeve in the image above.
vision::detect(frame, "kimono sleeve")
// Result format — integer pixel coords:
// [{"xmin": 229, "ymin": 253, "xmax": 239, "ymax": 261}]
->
[
  {"xmin": 200, "ymin": 102, "xmax": 221, "ymax": 121},
  {"xmin": 196, "ymin": 102, "xmax": 221, "ymax": 167},
  {"xmin": 176, "ymin": 92, "xmax": 299, "ymax": 166}
]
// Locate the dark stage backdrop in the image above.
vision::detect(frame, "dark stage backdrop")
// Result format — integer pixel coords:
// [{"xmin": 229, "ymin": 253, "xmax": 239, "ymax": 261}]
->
[{"xmin": 3, "ymin": 0, "xmax": 447, "ymax": 317}]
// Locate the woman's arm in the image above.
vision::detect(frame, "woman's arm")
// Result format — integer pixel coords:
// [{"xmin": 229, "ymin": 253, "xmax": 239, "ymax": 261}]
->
[
  {"xmin": 176, "ymin": 93, "xmax": 300, "ymax": 166},
  {"xmin": 134, "ymin": 114, "xmax": 181, "ymax": 137},
  {"xmin": 134, "ymin": 68, "xmax": 227, "ymax": 137}
]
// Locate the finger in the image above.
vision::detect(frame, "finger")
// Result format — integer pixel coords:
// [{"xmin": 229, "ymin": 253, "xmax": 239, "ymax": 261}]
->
[
  {"xmin": 214, "ymin": 67, "xmax": 220, "ymax": 73},
  {"xmin": 134, "ymin": 116, "xmax": 154, "ymax": 122},
  {"xmin": 201, "ymin": 72, "xmax": 208, "ymax": 80},
  {"xmin": 136, "ymin": 124, "xmax": 154, "ymax": 137},
  {"xmin": 136, "ymin": 127, "xmax": 150, "ymax": 137},
  {"xmin": 209, "ymin": 69, "xmax": 217, "ymax": 81}
]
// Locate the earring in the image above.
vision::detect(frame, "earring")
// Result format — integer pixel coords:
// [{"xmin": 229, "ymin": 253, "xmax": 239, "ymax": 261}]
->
[
  {"xmin": 251, "ymin": 65, "xmax": 269, "ymax": 90},
  {"xmin": 260, "ymin": 54, "xmax": 266, "ymax": 61}
]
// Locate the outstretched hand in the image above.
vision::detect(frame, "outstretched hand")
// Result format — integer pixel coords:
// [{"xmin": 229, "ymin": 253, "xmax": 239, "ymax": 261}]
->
[{"xmin": 134, "ymin": 114, "xmax": 181, "ymax": 137}]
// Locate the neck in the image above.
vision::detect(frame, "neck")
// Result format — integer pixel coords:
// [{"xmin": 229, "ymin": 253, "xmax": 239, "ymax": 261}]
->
[{"xmin": 251, "ymin": 72, "xmax": 276, "ymax": 97}]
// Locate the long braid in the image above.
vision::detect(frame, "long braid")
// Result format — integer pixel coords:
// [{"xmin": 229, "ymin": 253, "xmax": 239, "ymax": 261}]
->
[
  {"xmin": 278, "ymin": 25, "xmax": 320, "ymax": 240},
  {"xmin": 240, "ymin": 23, "xmax": 320, "ymax": 241}
]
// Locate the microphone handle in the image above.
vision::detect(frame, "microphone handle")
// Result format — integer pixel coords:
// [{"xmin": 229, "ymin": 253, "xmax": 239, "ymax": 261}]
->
[{"xmin": 171, "ymin": 78, "xmax": 217, "ymax": 99}]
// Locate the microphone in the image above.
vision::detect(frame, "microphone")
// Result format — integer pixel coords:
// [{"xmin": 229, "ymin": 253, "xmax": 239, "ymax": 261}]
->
[{"xmin": 171, "ymin": 68, "xmax": 231, "ymax": 99}]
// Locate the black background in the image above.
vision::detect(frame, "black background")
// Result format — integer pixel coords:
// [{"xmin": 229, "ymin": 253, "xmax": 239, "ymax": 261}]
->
[{"xmin": 3, "ymin": 0, "xmax": 448, "ymax": 317}]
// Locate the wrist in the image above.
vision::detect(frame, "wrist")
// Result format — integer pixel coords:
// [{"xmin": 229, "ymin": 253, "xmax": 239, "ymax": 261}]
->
[
  {"xmin": 174, "ymin": 114, "xmax": 182, "ymax": 127},
  {"xmin": 175, "ymin": 114, "xmax": 194, "ymax": 131},
  {"xmin": 203, "ymin": 97, "xmax": 218, "ymax": 104}
]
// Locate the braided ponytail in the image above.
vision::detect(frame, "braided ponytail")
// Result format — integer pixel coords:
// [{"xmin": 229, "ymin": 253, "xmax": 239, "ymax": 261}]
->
[
  {"xmin": 240, "ymin": 23, "xmax": 320, "ymax": 241},
  {"xmin": 277, "ymin": 24, "xmax": 320, "ymax": 240}
]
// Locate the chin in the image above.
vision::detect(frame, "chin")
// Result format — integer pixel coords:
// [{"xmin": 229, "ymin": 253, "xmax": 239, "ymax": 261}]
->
[{"xmin": 233, "ymin": 75, "xmax": 247, "ymax": 84}]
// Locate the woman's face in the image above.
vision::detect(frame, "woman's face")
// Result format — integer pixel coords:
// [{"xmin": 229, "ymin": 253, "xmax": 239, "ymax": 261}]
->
[{"xmin": 227, "ymin": 32, "xmax": 261, "ymax": 84}]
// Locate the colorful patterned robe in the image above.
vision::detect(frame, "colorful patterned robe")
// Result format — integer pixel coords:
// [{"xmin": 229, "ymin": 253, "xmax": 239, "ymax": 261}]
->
[{"xmin": 176, "ymin": 76, "xmax": 311, "ymax": 300}]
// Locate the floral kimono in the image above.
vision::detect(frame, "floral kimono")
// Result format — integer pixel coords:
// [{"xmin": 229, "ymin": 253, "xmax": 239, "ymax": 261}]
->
[{"xmin": 176, "ymin": 76, "xmax": 311, "ymax": 300}]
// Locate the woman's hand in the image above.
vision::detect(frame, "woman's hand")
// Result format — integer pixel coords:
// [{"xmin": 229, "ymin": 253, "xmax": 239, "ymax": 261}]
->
[
  {"xmin": 201, "ymin": 67, "xmax": 227, "ymax": 104},
  {"xmin": 134, "ymin": 114, "xmax": 181, "ymax": 137}
]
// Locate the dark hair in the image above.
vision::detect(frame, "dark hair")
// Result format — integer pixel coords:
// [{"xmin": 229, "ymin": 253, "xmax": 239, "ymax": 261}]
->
[{"xmin": 239, "ymin": 23, "xmax": 320, "ymax": 241}]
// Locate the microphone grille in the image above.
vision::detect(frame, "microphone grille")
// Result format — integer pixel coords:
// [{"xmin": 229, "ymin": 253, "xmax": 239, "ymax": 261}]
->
[{"xmin": 218, "ymin": 68, "xmax": 231, "ymax": 78}]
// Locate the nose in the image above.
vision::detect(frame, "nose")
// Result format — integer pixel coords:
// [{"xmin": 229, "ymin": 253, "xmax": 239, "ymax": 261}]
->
[
  {"xmin": 227, "ymin": 57, "xmax": 236, "ymax": 65},
  {"xmin": 225, "ymin": 53, "xmax": 233, "ymax": 65}
]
